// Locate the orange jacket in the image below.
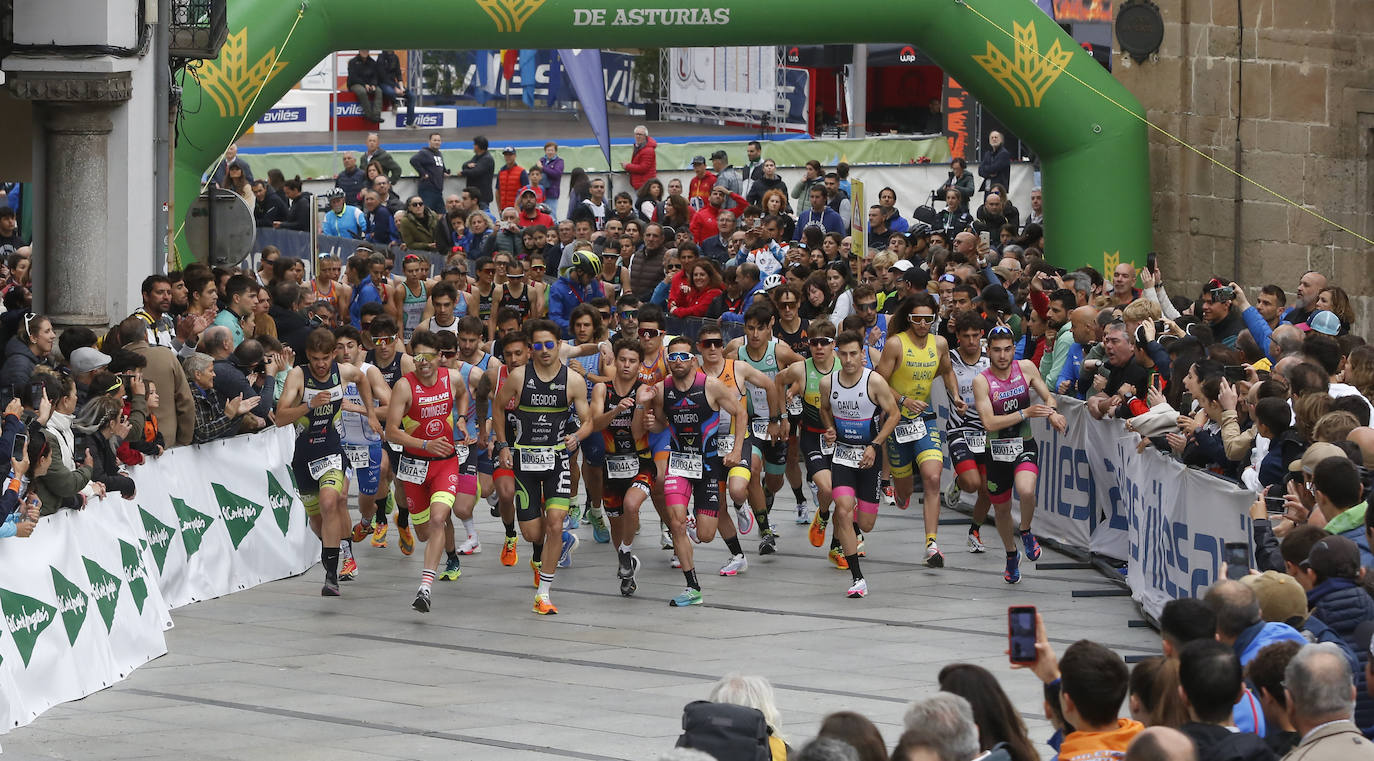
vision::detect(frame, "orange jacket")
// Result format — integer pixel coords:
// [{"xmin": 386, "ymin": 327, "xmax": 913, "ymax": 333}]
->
[{"xmin": 1058, "ymin": 719, "xmax": 1144, "ymax": 761}]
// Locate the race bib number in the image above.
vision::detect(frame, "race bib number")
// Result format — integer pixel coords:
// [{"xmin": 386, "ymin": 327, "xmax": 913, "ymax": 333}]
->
[
  {"xmin": 606, "ymin": 455, "xmax": 640, "ymax": 480},
  {"xmin": 344, "ymin": 446, "xmax": 371, "ymax": 469},
  {"xmin": 965, "ymin": 430, "xmax": 987, "ymax": 453},
  {"xmin": 520, "ymin": 447, "xmax": 556, "ymax": 472},
  {"xmin": 787, "ymin": 395, "xmax": 803, "ymax": 416},
  {"xmin": 991, "ymin": 437, "xmax": 1025, "ymax": 463},
  {"xmin": 717, "ymin": 434, "xmax": 735, "ymax": 455},
  {"xmin": 396, "ymin": 455, "xmax": 429, "ymax": 484},
  {"xmin": 308, "ymin": 454, "xmax": 343, "ymax": 480},
  {"xmin": 833, "ymin": 443, "xmax": 866, "ymax": 468},
  {"xmin": 894, "ymin": 417, "xmax": 927, "ymax": 443},
  {"xmin": 668, "ymin": 451, "xmax": 703, "ymax": 479},
  {"xmin": 751, "ymin": 419, "xmax": 770, "ymax": 438},
  {"xmin": 820, "ymin": 438, "xmax": 835, "ymax": 456},
  {"xmin": 454, "ymin": 443, "xmax": 469, "ymax": 463}
]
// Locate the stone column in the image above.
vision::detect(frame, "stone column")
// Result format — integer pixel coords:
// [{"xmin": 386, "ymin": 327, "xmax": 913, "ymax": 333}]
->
[{"xmin": 9, "ymin": 71, "xmax": 132, "ymax": 332}]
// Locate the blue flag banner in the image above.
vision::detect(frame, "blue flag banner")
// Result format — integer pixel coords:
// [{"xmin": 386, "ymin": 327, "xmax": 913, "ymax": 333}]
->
[
  {"xmin": 519, "ymin": 49, "xmax": 538, "ymax": 107},
  {"xmin": 557, "ymin": 49, "xmax": 612, "ymax": 169},
  {"xmin": 471, "ymin": 50, "xmax": 499, "ymax": 105}
]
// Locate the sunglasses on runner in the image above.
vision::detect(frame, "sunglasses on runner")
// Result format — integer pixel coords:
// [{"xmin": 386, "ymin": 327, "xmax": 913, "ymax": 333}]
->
[
  {"xmin": 639, "ymin": 328, "xmax": 662, "ymax": 338},
  {"xmin": 855, "ymin": 301, "xmax": 877, "ymax": 311},
  {"xmin": 531, "ymin": 340, "xmax": 557, "ymax": 351},
  {"xmin": 370, "ymin": 334, "xmax": 398, "ymax": 345},
  {"xmin": 598, "ymin": 311, "xmax": 613, "ymax": 320},
  {"xmin": 910, "ymin": 315, "xmax": 936, "ymax": 324},
  {"xmin": 414, "ymin": 352, "xmax": 438, "ymax": 362},
  {"xmin": 808, "ymin": 337, "xmax": 834, "ymax": 347},
  {"xmin": 698, "ymin": 338, "xmax": 723, "ymax": 349},
  {"xmin": 666, "ymin": 351, "xmax": 693, "ymax": 362},
  {"xmin": 439, "ymin": 350, "xmax": 457, "ymax": 358}
]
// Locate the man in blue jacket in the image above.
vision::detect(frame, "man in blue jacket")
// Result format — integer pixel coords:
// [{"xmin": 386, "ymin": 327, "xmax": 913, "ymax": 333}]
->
[
  {"xmin": 548, "ymin": 251, "xmax": 604, "ymax": 338},
  {"xmin": 1205, "ymin": 579, "xmax": 1308, "ymax": 667},
  {"xmin": 719, "ymin": 263, "xmax": 763, "ymax": 324}
]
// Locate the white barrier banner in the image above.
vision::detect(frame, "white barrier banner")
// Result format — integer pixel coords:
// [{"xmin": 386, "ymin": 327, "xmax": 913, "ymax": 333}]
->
[
  {"xmin": 0, "ymin": 495, "xmax": 173, "ymax": 730},
  {"xmin": 128, "ymin": 427, "xmax": 318, "ymax": 608}
]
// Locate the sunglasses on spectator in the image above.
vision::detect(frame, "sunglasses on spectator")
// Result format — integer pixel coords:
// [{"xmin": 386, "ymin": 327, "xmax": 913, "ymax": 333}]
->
[
  {"xmin": 531, "ymin": 340, "xmax": 557, "ymax": 351},
  {"xmin": 598, "ymin": 311, "xmax": 613, "ymax": 320},
  {"xmin": 698, "ymin": 338, "xmax": 723, "ymax": 349},
  {"xmin": 808, "ymin": 337, "xmax": 834, "ymax": 347},
  {"xmin": 481, "ymin": 268, "xmax": 497, "ymax": 275},
  {"xmin": 639, "ymin": 328, "xmax": 662, "ymax": 338},
  {"xmin": 665, "ymin": 265, "xmax": 682, "ymax": 272},
  {"xmin": 666, "ymin": 351, "xmax": 693, "ymax": 362},
  {"xmin": 621, "ymin": 310, "xmax": 638, "ymax": 320},
  {"xmin": 409, "ymin": 201, "xmax": 424, "ymax": 207}
]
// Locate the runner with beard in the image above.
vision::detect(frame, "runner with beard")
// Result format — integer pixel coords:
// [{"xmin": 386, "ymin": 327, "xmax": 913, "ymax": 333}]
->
[
  {"xmin": 942, "ymin": 311, "xmax": 995, "ymax": 554},
  {"xmin": 587, "ymin": 337, "xmax": 653, "ymax": 595},
  {"xmin": 364, "ymin": 315, "xmax": 415, "ymax": 553}
]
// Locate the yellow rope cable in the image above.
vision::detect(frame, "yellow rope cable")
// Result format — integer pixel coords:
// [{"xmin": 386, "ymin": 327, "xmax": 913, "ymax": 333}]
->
[
  {"xmin": 173, "ymin": 6, "xmax": 307, "ymax": 248},
  {"xmin": 959, "ymin": 0, "xmax": 1374, "ymax": 248}
]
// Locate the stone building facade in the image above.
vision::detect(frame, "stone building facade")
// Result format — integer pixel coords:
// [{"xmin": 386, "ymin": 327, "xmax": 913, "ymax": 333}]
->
[{"xmin": 1113, "ymin": 0, "xmax": 1373, "ymax": 331}]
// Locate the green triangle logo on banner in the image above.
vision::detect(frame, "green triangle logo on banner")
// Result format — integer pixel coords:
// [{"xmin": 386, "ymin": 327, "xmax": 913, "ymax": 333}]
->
[
  {"xmin": 138, "ymin": 507, "xmax": 174, "ymax": 573},
  {"xmin": 0, "ymin": 587, "xmax": 57, "ymax": 667},
  {"xmin": 49, "ymin": 567, "xmax": 89, "ymax": 646},
  {"xmin": 267, "ymin": 471, "xmax": 294, "ymax": 536},
  {"xmin": 81, "ymin": 557, "xmax": 123, "ymax": 633},
  {"xmin": 119, "ymin": 539, "xmax": 149, "ymax": 614},
  {"xmin": 213, "ymin": 483, "xmax": 264, "ymax": 549},
  {"xmin": 171, "ymin": 497, "xmax": 213, "ymax": 557}
]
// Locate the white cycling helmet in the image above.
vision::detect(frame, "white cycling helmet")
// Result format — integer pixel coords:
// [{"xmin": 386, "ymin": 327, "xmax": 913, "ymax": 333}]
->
[{"xmin": 763, "ymin": 273, "xmax": 785, "ymax": 291}]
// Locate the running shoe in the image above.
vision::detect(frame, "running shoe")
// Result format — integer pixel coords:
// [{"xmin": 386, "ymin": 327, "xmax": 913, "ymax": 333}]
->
[
  {"xmin": 398, "ymin": 525, "xmax": 415, "ymax": 556},
  {"xmin": 828, "ymin": 547, "xmax": 850, "ymax": 570},
  {"xmin": 847, "ymin": 578, "xmax": 869, "ymax": 598},
  {"xmin": 532, "ymin": 594, "xmax": 558, "ymax": 615},
  {"xmin": 531, "ymin": 559, "xmax": 541, "ymax": 588},
  {"xmin": 412, "ymin": 588, "xmax": 431, "ymax": 612},
  {"xmin": 457, "ymin": 534, "xmax": 481, "ymax": 555},
  {"xmin": 589, "ymin": 509, "xmax": 610, "ymax": 543},
  {"xmin": 619, "ymin": 554, "xmax": 641, "ymax": 597},
  {"xmin": 563, "ymin": 504, "xmax": 582, "ymax": 530},
  {"xmin": 660, "ymin": 526, "xmax": 674, "ymax": 550},
  {"xmin": 371, "ymin": 522, "xmax": 389, "ymax": 548},
  {"xmin": 759, "ymin": 529, "xmax": 778, "ymax": 556},
  {"xmin": 686, "ymin": 514, "xmax": 699, "ymax": 544},
  {"xmin": 808, "ymin": 510, "xmax": 829, "ymax": 548},
  {"xmin": 322, "ymin": 580, "xmax": 341, "ymax": 597},
  {"xmin": 856, "ymin": 531, "xmax": 866, "ymax": 557},
  {"xmin": 719, "ymin": 553, "xmax": 748, "ymax": 576},
  {"xmin": 1005, "ymin": 553, "xmax": 1022, "ymax": 584},
  {"xmin": 925, "ymin": 543, "xmax": 945, "ymax": 568},
  {"xmin": 671, "ymin": 554, "xmax": 682, "ymax": 569},
  {"xmin": 351, "ymin": 520, "xmax": 371, "ymax": 543},
  {"xmin": 669, "ymin": 587, "xmax": 703, "ymax": 607},
  {"xmin": 735, "ymin": 504, "xmax": 754, "ymax": 535},
  {"xmin": 558, "ymin": 530, "xmax": 579, "ymax": 568},
  {"xmin": 943, "ymin": 481, "xmax": 961, "ymax": 508},
  {"xmin": 967, "ymin": 527, "xmax": 986, "ymax": 553},
  {"xmin": 1021, "ymin": 530, "xmax": 1043, "ymax": 561},
  {"xmin": 795, "ymin": 503, "xmax": 810, "ymax": 525},
  {"xmin": 339, "ymin": 557, "xmax": 358, "ymax": 581},
  {"xmin": 500, "ymin": 535, "xmax": 518, "ymax": 566},
  {"xmin": 440, "ymin": 555, "xmax": 461, "ymax": 581}
]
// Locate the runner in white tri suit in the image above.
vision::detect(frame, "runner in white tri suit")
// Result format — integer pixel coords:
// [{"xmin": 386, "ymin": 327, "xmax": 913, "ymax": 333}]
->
[{"xmin": 943, "ymin": 311, "xmax": 996, "ymax": 554}]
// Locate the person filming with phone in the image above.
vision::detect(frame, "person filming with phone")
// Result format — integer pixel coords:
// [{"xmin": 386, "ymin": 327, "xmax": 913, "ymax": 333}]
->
[{"xmin": 1200, "ymin": 278, "xmax": 1247, "ymax": 348}]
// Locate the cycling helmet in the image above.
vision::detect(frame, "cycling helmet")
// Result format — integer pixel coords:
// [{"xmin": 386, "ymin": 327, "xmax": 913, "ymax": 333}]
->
[
  {"xmin": 907, "ymin": 221, "xmax": 933, "ymax": 238},
  {"xmin": 763, "ymin": 273, "xmax": 785, "ymax": 291},
  {"xmin": 325, "ymin": 187, "xmax": 346, "ymax": 201},
  {"xmin": 570, "ymin": 250, "xmax": 600, "ymax": 277}
]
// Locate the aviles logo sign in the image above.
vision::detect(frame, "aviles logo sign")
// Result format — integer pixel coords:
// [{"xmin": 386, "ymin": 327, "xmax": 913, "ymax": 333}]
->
[
  {"xmin": 335, "ymin": 102, "xmax": 365, "ymax": 117},
  {"xmin": 259, "ymin": 107, "xmax": 307, "ymax": 124},
  {"xmin": 400, "ymin": 113, "xmax": 442, "ymax": 128}
]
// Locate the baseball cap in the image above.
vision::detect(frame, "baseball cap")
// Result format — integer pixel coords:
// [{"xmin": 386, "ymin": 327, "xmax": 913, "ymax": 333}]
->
[
  {"xmin": 902, "ymin": 268, "xmax": 930, "ymax": 288},
  {"xmin": 710, "ymin": 149, "xmax": 728, "ymax": 161},
  {"xmin": 502, "ymin": 146, "xmax": 516, "ymax": 154},
  {"xmin": 1289, "ymin": 442, "xmax": 1347, "ymax": 474},
  {"xmin": 69, "ymin": 346, "xmax": 112, "ymax": 375},
  {"xmin": 1308, "ymin": 310, "xmax": 1341, "ymax": 336},
  {"xmin": 890, "ymin": 259, "xmax": 914, "ymax": 273},
  {"xmin": 1302, "ymin": 535, "xmax": 1362, "ymax": 580},
  {"xmin": 518, "ymin": 187, "xmax": 537, "ymax": 197},
  {"xmin": 1240, "ymin": 571, "xmax": 1308, "ymax": 624},
  {"xmin": 691, "ymin": 155, "xmax": 706, "ymax": 165}
]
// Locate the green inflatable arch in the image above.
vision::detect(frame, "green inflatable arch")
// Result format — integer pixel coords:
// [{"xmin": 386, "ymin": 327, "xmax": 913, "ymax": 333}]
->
[{"xmin": 176, "ymin": 0, "xmax": 1150, "ymax": 273}]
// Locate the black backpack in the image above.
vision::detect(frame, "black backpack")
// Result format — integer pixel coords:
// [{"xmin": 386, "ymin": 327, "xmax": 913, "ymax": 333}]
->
[{"xmin": 675, "ymin": 700, "xmax": 771, "ymax": 761}]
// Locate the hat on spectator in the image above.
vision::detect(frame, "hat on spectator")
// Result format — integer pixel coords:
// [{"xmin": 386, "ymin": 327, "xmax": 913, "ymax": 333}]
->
[
  {"xmin": 710, "ymin": 150, "xmax": 728, "ymax": 161},
  {"xmin": 691, "ymin": 155, "xmax": 706, "ymax": 166},
  {"xmin": 1240, "ymin": 571, "xmax": 1308, "ymax": 624},
  {"xmin": 902, "ymin": 267, "xmax": 930, "ymax": 288},
  {"xmin": 1302, "ymin": 535, "xmax": 1362, "ymax": 580},
  {"xmin": 501, "ymin": 146, "xmax": 516, "ymax": 154},
  {"xmin": 70, "ymin": 347, "xmax": 112, "ymax": 375},
  {"xmin": 891, "ymin": 259, "xmax": 914, "ymax": 273},
  {"xmin": 1289, "ymin": 442, "xmax": 1346, "ymax": 474},
  {"xmin": 1307, "ymin": 310, "xmax": 1340, "ymax": 336},
  {"xmin": 518, "ymin": 187, "xmax": 537, "ymax": 197}
]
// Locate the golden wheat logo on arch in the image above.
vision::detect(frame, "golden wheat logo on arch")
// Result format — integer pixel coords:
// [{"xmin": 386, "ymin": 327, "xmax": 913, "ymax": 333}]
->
[
  {"xmin": 477, "ymin": 0, "xmax": 547, "ymax": 32},
  {"xmin": 972, "ymin": 20, "xmax": 1073, "ymax": 109},
  {"xmin": 198, "ymin": 28, "xmax": 290, "ymax": 118}
]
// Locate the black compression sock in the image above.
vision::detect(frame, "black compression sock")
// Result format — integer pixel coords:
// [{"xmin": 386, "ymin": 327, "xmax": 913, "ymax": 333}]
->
[
  {"xmin": 724, "ymin": 536, "xmax": 743, "ymax": 556},
  {"xmin": 322, "ymin": 547, "xmax": 340, "ymax": 581},
  {"xmin": 846, "ymin": 554, "xmax": 862, "ymax": 581},
  {"xmin": 969, "ymin": 520, "xmax": 982, "ymax": 532},
  {"xmin": 792, "ymin": 486, "xmax": 805, "ymax": 504},
  {"xmin": 853, "ymin": 521, "xmax": 862, "ymax": 536},
  {"xmin": 830, "ymin": 535, "xmax": 841, "ymax": 550},
  {"xmin": 754, "ymin": 509, "xmax": 771, "ymax": 532},
  {"xmin": 396, "ymin": 507, "xmax": 409, "ymax": 529},
  {"xmin": 374, "ymin": 504, "xmax": 388, "ymax": 525},
  {"xmin": 504, "ymin": 519, "xmax": 517, "ymax": 538},
  {"xmin": 447, "ymin": 550, "xmax": 459, "ymax": 564},
  {"xmin": 533, "ymin": 541, "xmax": 544, "ymax": 562},
  {"xmin": 1006, "ymin": 550, "xmax": 1018, "ymax": 559},
  {"xmin": 684, "ymin": 568, "xmax": 700, "ymax": 590}
]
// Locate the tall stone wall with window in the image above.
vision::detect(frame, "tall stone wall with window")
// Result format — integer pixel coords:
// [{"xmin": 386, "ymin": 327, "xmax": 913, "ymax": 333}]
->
[{"xmin": 1113, "ymin": 0, "xmax": 1373, "ymax": 331}]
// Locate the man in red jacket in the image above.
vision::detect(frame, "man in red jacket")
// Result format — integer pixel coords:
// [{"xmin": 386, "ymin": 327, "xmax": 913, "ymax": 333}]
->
[
  {"xmin": 516, "ymin": 188, "xmax": 554, "ymax": 229},
  {"xmin": 621, "ymin": 125, "xmax": 657, "ymax": 191},
  {"xmin": 495, "ymin": 147, "xmax": 528, "ymax": 213},
  {"xmin": 689, "ymin": 185, "xmax": 749, "ymax": 243},
  {"xmin": 687, "ymin": 155, "xmax": 717, "ymax": 212}
]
